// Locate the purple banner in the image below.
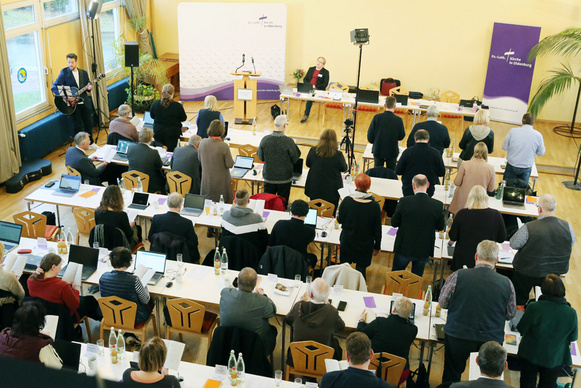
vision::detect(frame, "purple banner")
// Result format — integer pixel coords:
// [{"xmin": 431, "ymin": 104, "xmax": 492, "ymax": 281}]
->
[
  {"xmin": 482, "ymin": 22, "xmax": 541, "ymax": 124},
  {"xmin": 181, "ymin": 79, "xmax": 283, "ymax": 101}
]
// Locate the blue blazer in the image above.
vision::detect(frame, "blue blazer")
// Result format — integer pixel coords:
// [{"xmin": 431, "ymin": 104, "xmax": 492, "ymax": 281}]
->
[{"xmin": 51, "ymin": 67, "xmax": 91, "ymax": 97}]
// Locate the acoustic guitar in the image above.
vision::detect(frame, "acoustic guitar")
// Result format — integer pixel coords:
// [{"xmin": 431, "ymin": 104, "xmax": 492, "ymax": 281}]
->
[{"xmin": 54, "ymin": 73, "xmax": 105, "ymax": 115}]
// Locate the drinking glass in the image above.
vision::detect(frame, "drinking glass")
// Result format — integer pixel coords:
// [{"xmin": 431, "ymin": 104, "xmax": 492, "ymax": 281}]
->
[
  {"xmin": 96, "ymin": 339, "xmax": 105, "ymax": 355},
  {"xmin": 274, "ymin": 370, "xmax": 283, "ymax": 387},
  {"xmin": 93, "ymin": 242, "xmax": 99, "ymax": 249},
  {"xmin": 294, "ymin": 274, "xmax": 301, "ymax": 287},
  {"xmin": 294, "ymin": 377, "xmax": 302, "ymax": 385},
  {"xmin": 177, "ymin": 253, "xmax": 183, "ymax": 264}
]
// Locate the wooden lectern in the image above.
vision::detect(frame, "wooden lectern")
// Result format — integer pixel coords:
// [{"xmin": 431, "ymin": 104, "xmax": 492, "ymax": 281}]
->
[{"xmin": 231, "ymin": 71, "xmax": 261, "ymax": 124}]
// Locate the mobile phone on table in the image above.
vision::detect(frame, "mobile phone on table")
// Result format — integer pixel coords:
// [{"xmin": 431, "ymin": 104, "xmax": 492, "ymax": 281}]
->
[{"xmin": 337, "ymin": 301, "xmax": 347, "ymax": 311}]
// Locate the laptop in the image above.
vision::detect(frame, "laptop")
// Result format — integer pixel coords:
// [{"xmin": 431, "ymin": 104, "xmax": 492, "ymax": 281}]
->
[
  {"xmin": 0, "ymin": 221, "xmax": 23, "ymax": 254},
  {"xmin": 304, "ymin": 208, "xmax": 318, "ymax": 229},
  {"xmin": 58, "ymin": 244, "xmax": 100, "ymax": 280},
  {"xmin": 24, "ymin": 254, "xmax": 44, "ymax": 270},
  {"xmin": 329, "ymin": 89, "xmax": 343, "ymax": 100},
  {"xmin": 293, "ymin": 158, "xmax": 303, "ymax": 179},
  {"xmin": 230, "ymin": 155, "xmax": 255, "ymax": 178},
  {"xmin": 113, "ymin": 139, "xmax": 133, "ymax": 161},
  {"xmin": 394, "ymin": 94, "xmax": 409, "ymax": 105},
  {"xmin": 390, "ymin": 299, "xmax": 416, "ymax": 324},
  {"xmin": 128, "ymin": 192, "xmax": 150, "ymax": 210},
  {"xmin": 135, "ymin": 250, "xmax": 167, "ymax": 285},
  {"xmin": 52, "ymin": 174, "xmax": 82, "ymax": 197},
  {"xmin": 502, "ymin": 186, "xmax": 526, "ymax": 207},
  {"xmin": 52, "ymin": 340, "xmax": 81, "ymax": 371},
  {"xmin": 279, "ymin": 85, "xmax": 293, "ymax": 95},
  {"xmin": 297, "ymin": 82, "xmax": 314, "ymax": 94},
  {"xmin": 357, "ymin": 89, "xmax": 379, "ymax": 104},
  {"xmin": 143, "ymin": 111, "xmax": 154, "ymax": 129},
  {"xmin": 181, "ymin": 193, "xmax": 206, "ymax": 217}
]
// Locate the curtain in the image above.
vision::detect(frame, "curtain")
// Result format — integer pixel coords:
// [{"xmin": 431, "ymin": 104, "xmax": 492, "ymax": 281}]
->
[
  {"xmin": 79, "ymin": 0, "xmax": 110, "ymax": 126},
  {"xmin": 122, "ymin": 0, "xmax": 147, "ymax": 20},
  {"xmin": 0, "ymin": 13, "xmax": 22, "ymax": 182}
]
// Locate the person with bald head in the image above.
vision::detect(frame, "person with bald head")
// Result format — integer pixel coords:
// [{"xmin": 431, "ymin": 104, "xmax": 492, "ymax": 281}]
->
[
  {"xmin": 391, "ymin": 174, "xmax": 445, "ymax": 276},
  {"xmin": 219, "ymin": 267, "xmax": 277, "ymax": 355},
  {"xmin": 510, "ymin": 193, "xmax": 575, "ymax": 305}
]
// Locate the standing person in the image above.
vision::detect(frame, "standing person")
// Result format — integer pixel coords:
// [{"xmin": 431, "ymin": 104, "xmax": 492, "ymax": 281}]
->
[
  {"xmin": 0, "ymin": 242, "xmax": 26, "ymax": 330},
  {"xmin": 337, "ymin": 173, "xmax": 382, "ymax": 279},
  {"xmin": 367, "ymin": 96, "xmax": 405, "ymax": 170},
  {"xmin": 122, "ymin": 337, "xmax": 181, "ymax": 387},
  {"xmin": 196, "ymin": 95, "xmax": 224, "ymax": 138},
  {"xmin": 65, "ymin": 131, "xmax": 108, "ymax": 186},
  {"xmin": 198, "ymin": 120, "xmax": 234, "ymax": 203},
  {"xmin": 171, "ymin": 135, "xmax": 202, "ymax": 194},
  {"xmin": 458, "ymin": 109, "xmax": 494, "ymax": 167},
  {"xmin": 391, "ymin": 174, "xmax": 445, "ymax": 276},
  {"xmin": 300, "ymin": 57, "xmax": 330, "ymax": 123},
  {"xmin": 450, "ymin": 342, "xmax": 511, "ymax": 388},
  {"xmin": 396, "ymin": 129, "xmax": 446, "ymax": 197},
  {"xmin": 109, "ymin": 104, "xmax": 139, "ymax": 142},
  {"xmin": 126, "ymin": 128, "xmax": 165, "ymax": 194},
  {"xmin": 95, "ymin": 185, "xmax": 142, "ymax": 249},
  {"xmin": 517, "ymin": 275, "xmax": 578, "ymax": 388},
  {"xmin": 502, "ymin": 112, "xmax": 545, "ymax": 183},
  {"xmin": 449, "ymin": 185, "xmax": 506, "ymax": 270},
  {"xmin": 406, "ymin": 105, "xmax": 450, "ymax": 155},
  {"xmin": 52, "ymin": 53, "xmax": 97, "ymax": 148},
  {"xmin": 438, "ymin": 240, "xmax": 516, "ymax": 384},
  {"xmin": 150, "ymin": 84, "xmax": 187, "ymax": 152},
  {"xmin": 305, "ymin": 129, "xmax": 348, "ymax": 213},
  {"xmin": 257, "ymin": 115, "xmax": 301, "ymax": 206}
]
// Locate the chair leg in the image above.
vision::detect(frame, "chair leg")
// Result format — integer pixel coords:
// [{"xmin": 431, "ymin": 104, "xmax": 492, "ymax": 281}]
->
[
  {"xmin": 84, "ymin": 316, "xmax": 94, "ymax": 343},
  {"xmin": 166, "ymin": 326, "xmax": 170, "ymax": 339},
  {"xmin": 100, "ymin": 324, "xmax": 104, "ymax": 343},
  {"xmin": 152, "ymin": 315, "xmax": 159, "ymax": 337},
  {"xmin": 285, "ymin": 366, "xmax": 291, "ymax": 381}
]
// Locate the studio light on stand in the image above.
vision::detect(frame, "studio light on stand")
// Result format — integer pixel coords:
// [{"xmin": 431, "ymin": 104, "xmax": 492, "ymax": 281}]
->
[{"xmin": 86, "ymin": 0, "xmax": 105, "ymax": 141}]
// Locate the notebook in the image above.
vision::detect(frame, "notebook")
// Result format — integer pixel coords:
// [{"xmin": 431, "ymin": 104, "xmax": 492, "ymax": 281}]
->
[
  {"xmin": 357, "ymin": 89, "xmax": 379, "ymax": 104},
  {"xmin": 128, "ymin": 192, "xmax": 150, "ymax": 210},
  {"xmin": 230, "ymin": 155, "xmax": 255, "ymax": 178},
  {"xmin": 0, "ymin": 221, "xmax": 23, "ymax": 254},
  {"xmin": 113, "ymin": 139, "xmax": 133, "ymax": 161},
  {"xmin": 293, "ymin": 158, "xmax": 303, "ymax": 179},
  {"xmin": 502, "ymin": 186, "xmax": 526, "ymax": 207},
  {"xmin": 135, "ymin": 250, "xmax": 167, "ymax": 285},
  {"xmin": 51, "ymin": 340, "xmax": 81, "ymax": 371},
  {"xmin": 60, "ymin": 245, "xmax": 100, "ymax": 280},
  {"xmin": 52, "ymin": 174, "xmax": 82, "ymax": 197},
  {"xmin": 181, "ymin": 193, "xmax": 206, "ymax": 217},
  {"xmin": 297, "ymin": 82, "xmax": 314, "ymax": 94},
  {"xmin": 143, "ymin": 111, "xmax": 154, "ymax": 129}
]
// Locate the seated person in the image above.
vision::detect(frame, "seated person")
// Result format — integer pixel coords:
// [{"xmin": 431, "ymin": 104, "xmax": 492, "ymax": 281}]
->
[
  {"xmin": 285, "ymin": 278, "xmax": 345, "ymax": 364},
  {"xmin": 95, "ymin": 185, "xmax": 142, "ymax": 249},
  {"xmin": 450, "ymin": 341, "xmax": 509, "ymax": 388},
  {"xmin": 0, "ymin": 301, "xmax": 62, "ymax": 368},
  {"xmin": 27, "ymin": 253, "xmax": 102, "ymax": 324},
  {"xmin": 109, "ymin": 104, "xmax": 139, "ymax": 143},
  {"xmin": 148, "ymin": 192, "xmax": 200, "ymax": 263},
  {"xmin": 268, "ymin": 199, "xmax": 317, "ymax": 268},
  {"xmin": 122, "ymin": 336, "xmax": 180, "ymax": 387},
  {"xmin": 171, "ymin": 135, "xmax": 202, "ymax": 194},
  {"xmin": 357, "ymin": 296, "xmax": 418, "ymax": 383},
  {"xmin": 219, "ymin": 267, "xmax": 277, "ymax": 356},
  {"xmin": 221, "ymin": 189, "xmax": 268, "ymax": 253},
  {"xmin": 320, "ymin": 332, "xmax": 392, "ymax": 388},
  {"xmin": 127, "ymin": 128, "xmax": 166, "ymax": 194},
  {"xmin": 0, "ymin": 242, "xmax": 25, "ymax": 330},
  {"xmin": 64, "ymin": 131, "xmax": 108, "ymax": 185},
  {"xmin": 99, "ymin": 247, "xmax": 153, "ymax": 332}
]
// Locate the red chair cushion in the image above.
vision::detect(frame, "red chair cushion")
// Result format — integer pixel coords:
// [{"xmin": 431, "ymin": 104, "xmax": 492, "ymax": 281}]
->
[
  {"xmin": 324, "ymin": 102, "xmax": 343, "ymax": 110},
  {"xmin": 45, "ymin": 225, "xmax": 59, "ymax": 239}
]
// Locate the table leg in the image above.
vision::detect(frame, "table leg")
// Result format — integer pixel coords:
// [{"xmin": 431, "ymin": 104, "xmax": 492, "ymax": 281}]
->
[
  {"xmin": 56, "ymin": 205, "xmax": 61, "ymax": 228},
  {"xmin": 27, "ymin": 201, "xmax": 32, "ymax": 211},
  {"xmin": 281, "ymin": 320, "xmax": 286, "ymax": 371},
  {"xmin": 155, "ymin": 295, "xmax": 165, "ymax": 337},
  {"xmin": 426, "ymin": 341, "xmax": 435, "ymax": 380},
  {"xmin": 531, "ymin": 177, "xmax": 538, "ymax": 192}
]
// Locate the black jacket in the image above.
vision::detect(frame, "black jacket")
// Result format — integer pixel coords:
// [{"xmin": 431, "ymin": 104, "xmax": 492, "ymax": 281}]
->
[
  {"xmin": 406, "ymin": 119, "xmax": 451, "ymax": 155},
  {"xmin": 395, "ymin": 142, "xmax": 445, "ymax": 197},
  {"xmin": 258, "ymin": 246, "xmax": 309, "ymax": 279},
  {"xmin": 148, "ymin": 211, "xmax": 199, "ymax": 262},
  {"xmin": 64, "ymin": 147, "xmax": 106, "ymax": 186},
  {"xmin": 367, "ymin": 111, "xmax": 406, "ymax": 160},
  {"xmin": 303, "ymin": 66, "xmax": 330, "ymax": 90},
  {"xmin": 127, "ymin": 142, "xmax": 165, "ymax": 193}
]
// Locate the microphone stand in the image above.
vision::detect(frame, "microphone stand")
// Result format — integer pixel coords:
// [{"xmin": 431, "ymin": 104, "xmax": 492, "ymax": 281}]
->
[
  {"xmin": 235, "ymin": 55, "xmax": 245, "ymax": 72},
  {"xmin": 89, "ymin": 16, "xmax": 109, "ymax": 142}
]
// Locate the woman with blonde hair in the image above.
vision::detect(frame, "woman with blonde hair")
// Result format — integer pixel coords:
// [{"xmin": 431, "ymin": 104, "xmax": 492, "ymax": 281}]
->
[
  {"xmin": 196, "ymin": 95, "xmax": 224, "ymax": 138},
  {"xmin": 449, "ymin": 185, "xmax": 506, "ymax": 269},
  {"xmin": 150, "ymin": 84, "xmax": 187, "ymax": 152},
  {"xmin": 122, "ymin": 336, "xmax": 180, "ymax": 387},
  {"xmin": 305, "ymin": 129, "xmax": 348, "ymax": 213},
  {"xmin": 449, "ymin": 142, "xmax": 495, "ymax": 215},
  {"xmin": 458, "ymin": 108, "xmax": 494, "ymax": 166},
  {"xmin": 0, "ymin": 242, "xmax": 25, "ymax": 330}
]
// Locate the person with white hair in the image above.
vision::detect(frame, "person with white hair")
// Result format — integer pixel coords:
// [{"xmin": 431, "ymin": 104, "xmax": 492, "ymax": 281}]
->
[
  {"xmin": 285, "ymin": 278, "xmax": 345, "ymax": 363},
  {"xmin": 406, "ymin": 104, "xmax": 450, "ymax": 155},
  {"xmin": 458, "ymin": 108, "xmax": 494, "ymax": 166},
  {"xmin": 109, "ymin": 104, "xmax": 139, "ymax": 142},
  {"xmin": 64, "ymin": 131, "xmax": 108, "ymax": 185},
  {"xmin": 510, "ymin": 193, "xmax": 575, "ymax": 305},
  {"xmin": 196, "ymin": 95, "xmax": 224, "ymax": 138},
  {"xmin": 171, "ymin": 134, "xmax": 202, "ymax": 194}
]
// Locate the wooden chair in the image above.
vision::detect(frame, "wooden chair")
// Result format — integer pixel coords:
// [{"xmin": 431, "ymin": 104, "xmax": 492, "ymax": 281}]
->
[
  {"xmin": 13, "ymin": 211, "xmax": 60, "ymax": 241},
  {"xmin": 382, "ymin": 270, "xmax": 423, "ymax": 299},
  {"xmin": 308, "ymin": 199, "xmax": 335, "ymax": 218},
  {"xmin": 369, "ymin": 352, "xmax": 406, "ymax": 386},
  {"xmin": 440, "ymin": 90, "xmax": 460, "ymax": 103},
  {"xmin": 166, "ymin": 171, "xmax": 192, "ymax": 195},
  {"xmin": 286, "ymin": 340, "xmax": 334, "ymax": 380},
  {"xmin": 389, "ymin": 86, "xmax": 409, "ymax": 96},
  {"xmin": 72, "ymin": 207, "xmax": 95, "ymax": 245},
  {"xmin": 165, "ymin": 298, "xmax": 219, "ymax": 350},
  {"xmin": 98, "ymin": 296, "xmax": 158, "ymax": 344},
  {"xmin": 238, "ymin": 144, "xmax": 260, "ymax": 163},
  {"xmin": 66, "ymin": 165, "xmax": 81, "ymax": 177},
  {"xmin": 370, "ymin": 192, "xmax": 386, "ymax": 221},
  {"xmin": 122, "ymin": 170, "xmax": 150, "ymax": 193}
]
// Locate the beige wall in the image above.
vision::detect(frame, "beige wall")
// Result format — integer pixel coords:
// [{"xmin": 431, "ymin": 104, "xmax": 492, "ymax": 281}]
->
[{"xmin": 151, "ymin": 0, "xmax": 581, "ymax": 122}]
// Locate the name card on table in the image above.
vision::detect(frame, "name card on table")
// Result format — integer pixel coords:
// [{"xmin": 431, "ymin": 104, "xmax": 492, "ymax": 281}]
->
[
  {"xmin": 215, "ymin": 365, "xmax": 228, "ymax": 375},
  {"xmin": 332, "ymin": 285, "xmax": 343, "ymax": 294},
  {"xmin": 268, "ymin": 273, "xmax": 278, "ymax": 283},
  {"xmin": 306, "ymin": 383, "xmax": 319, "ymax": 388}
]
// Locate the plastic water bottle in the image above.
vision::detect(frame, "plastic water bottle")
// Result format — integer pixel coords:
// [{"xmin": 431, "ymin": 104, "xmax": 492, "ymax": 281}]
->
[
  {"xmin": 66, "ymin": 227, "xmax": 74, "ymax": 247},
  {"xmin": 219, "ymin": 195, "xmax": 225, "ymax": 215},
  {"xmin": 136, "ymin": 179, "xmax": 143, "ymax": 193},
  {"xmin": 423, "ymin": 285, "xmax": 432, "ymax": 316},
  {"xmin": 116, "ymin": 329, "xmax": 125, "ymax": 360},
  {"xmin": 213, "ymin": 247, "xmax": 221, "ymax": 275},
  {"xmin": 228, "ymin": 350, "xmax": 238, "ymax": 385},
  {"xmin": 252, "ymin": 118, "xmax": 257, "ymax": 136},
  {"xmin": 109, "ymin": 327, "xmax": 117, "ymax": 363},
  {"xmin": 236, "ymin": 352, "xmax": 245, "ymax": 382},
  {"xmin": 221, "ymin": 247, "xmax": 228, "ymax": 275}
]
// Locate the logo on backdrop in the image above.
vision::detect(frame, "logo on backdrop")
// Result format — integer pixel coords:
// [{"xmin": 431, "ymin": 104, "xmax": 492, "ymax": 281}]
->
[
  {"xmin": 17, "ymin": 68, "xmax": 27, "ymax": 83},
  {"xmin": 249, "ymin": 13, "xmax": 282, "ymax": 28},
  {"xmin": 490, "ymin": 48, "xmax": 532, "ymax": 68}
]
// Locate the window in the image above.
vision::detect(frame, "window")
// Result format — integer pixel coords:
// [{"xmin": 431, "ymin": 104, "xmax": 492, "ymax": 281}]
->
[
  {"xmin": 100, "ymin": 0, "xmax": 121, "ymax": 74},
  {"xmin": 3, "ymin": 1, "xmax": 48, "ymax": 118},
  {"xmin": 43, "ymin": 0, "xmax": 78, "ymax": 25}
]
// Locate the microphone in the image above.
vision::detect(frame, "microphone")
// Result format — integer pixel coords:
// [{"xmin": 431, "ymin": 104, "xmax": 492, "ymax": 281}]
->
[
  {"xmin": 243, "ymin": 54, "xmax": 245, "ymax": 64},
  {"xmin": 252, "ymin": 57, "xmax": 256, "ymax": 73},
  {"xmin": 235, "ymin": 54, "xmax": 245, "ymax": 72}
]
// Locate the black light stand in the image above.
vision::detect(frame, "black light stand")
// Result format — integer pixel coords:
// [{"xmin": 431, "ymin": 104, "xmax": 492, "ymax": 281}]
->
[{"xmin": 87, "ymin": 8, "xmax": 108, "ymax": 142}]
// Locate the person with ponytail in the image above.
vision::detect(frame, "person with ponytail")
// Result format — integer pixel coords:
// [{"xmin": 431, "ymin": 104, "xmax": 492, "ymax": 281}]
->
[{"xmin": 149, "ymin": 84, "xmax": 187, "ymax": 152}]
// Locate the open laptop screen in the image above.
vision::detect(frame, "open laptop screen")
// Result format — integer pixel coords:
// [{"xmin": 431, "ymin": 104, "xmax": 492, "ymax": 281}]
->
[
  {"xmin": 135, "ymin": 251, "xmax": 166, "ymax": 273},
  {"xmin": 304, "ymin": 208, "xmax": 318, "ymax": 227},
  {"xmin": 131, "ymin": 192, "xmax": 149, "ymax": 206},
  {"xmin": 357, "ymin": 89, "xmax": 379, "ymax": 104},
  {"xmin": 297, "ymin": 83, "xmax": 314, "ymax": 93},
  {"xmin": 143, "ymin": 111, "xmax": 154, "ymax": 126},
  {"xmin": 0, "ymin": 221, "xmax": 23, "ymax": 244},
  {"xmin": 234, "ymin": 155, "xmax": 255, "ymax": 169},
  {"xmin": 60, "ymin": 174, "xmax": 82, "ymax": 190},
  {"xmin": 68, "ymin": 244, "xmax": 99, "ymax": 267},
  {"xmin": 117, "ymin": 139, "xmax": 132, "ymax": 154},
  {"xmin": 183, "ymin": 193, "xmax": 206, "ymax": 210}
]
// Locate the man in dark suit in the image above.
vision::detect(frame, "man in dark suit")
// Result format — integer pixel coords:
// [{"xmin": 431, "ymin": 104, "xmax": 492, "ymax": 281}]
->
[
  {"xmin": 396, "ymin": 129, "xmax": 446, "ymax": 197},
  {"xmin": 391, "ymin": 174, "xmax": 445, "ymax": 276},
  {"xmin": 127, "ymin": 128, "xmax": 165, "ymax": 193},
  {"xmin": 367, "ymin": 96, "xmax": 406, "ymax": 170},
  {"xmin": 406, "ymin": 105, "xmax": 450, "ymax": 155},
  {"xmin": 300, "ymin": 57, "xmax": 330, "ymax": 123},
  {"xmin": 64, "ymin": 132, "xmax": 108, "ymax": 185},
  {"xmin": 451, "ymin": 341, "xmax": 510, "ymax": 387},
  {"xmin": 51, "ymin": 53, "xmax": 96, "ymax": 147},
  {"xmin": 171, "ymin": 135, "xmax": 202, "ymax": 194},
  {"xmin": 148, "ymin": 192, "xmax": 199, "ymax": 263}
]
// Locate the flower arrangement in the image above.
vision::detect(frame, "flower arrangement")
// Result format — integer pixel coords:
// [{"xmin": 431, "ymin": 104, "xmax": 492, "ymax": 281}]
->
[{"xmin": 292, "ymin": 69, "xmax": 305, "ymax": 81}]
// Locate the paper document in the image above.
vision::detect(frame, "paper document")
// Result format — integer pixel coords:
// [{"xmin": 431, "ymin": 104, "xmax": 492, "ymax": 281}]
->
[
  {"xmin": 103, "ymin": 147, "xmax": 116, "ymax": 163},
  {"xmin": 127, "ymin": 209, "xmax": 138, "ymax": 223},
  {"xmin": 338, "ymin": 186, "xmax": 355, "ymax": 200},
  {"xmin": 62, "ymin": 262, "xmax": 82, "ymax": 287},
  {"xmin": 162, "ymin": 339, "xmax": 185, "ymax": 371},
  {"xmin": 134, "ymin": 264, "xmax": 156, "ymax": 287},
  {"xmin": 2, "ymin": 254, "xmax": 28, "ymax": 279},
  {"xmin": 130, "ymin": 116, "xmax": 141, "ymax": 127},
  {"xmin": 44, "ymin": 315, "xmax": 59, "ymax": 340}
]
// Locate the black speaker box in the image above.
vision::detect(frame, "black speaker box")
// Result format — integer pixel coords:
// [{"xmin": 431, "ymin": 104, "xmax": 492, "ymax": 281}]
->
[{"xmin": 124, "ymin": 41, "xmax": 139, "ymax": 67}]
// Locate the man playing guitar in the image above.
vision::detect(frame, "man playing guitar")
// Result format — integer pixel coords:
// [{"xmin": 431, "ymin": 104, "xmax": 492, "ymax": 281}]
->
[{"xmin": 51, "ymin": 53, "xmax": 98, "ymax": 148}]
